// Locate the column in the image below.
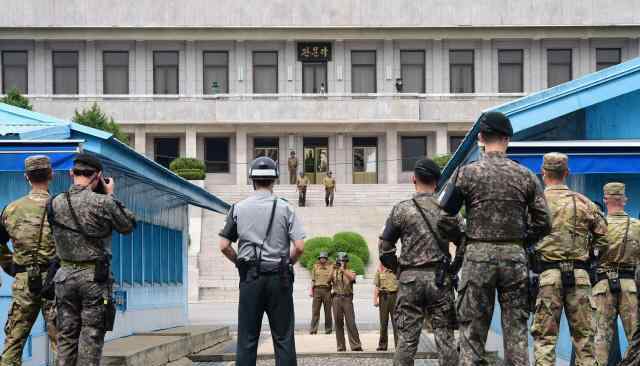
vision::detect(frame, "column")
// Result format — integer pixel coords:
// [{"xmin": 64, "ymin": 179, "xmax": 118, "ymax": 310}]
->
[
  {"xmin": 436, "ymin": 127, "xmax": 448, "ymax": 155},
  {"xmin": 529, "ymin": 39, "xmax": 542, "ymax": 92},
  {"xmin": 236, "ymin": 129, "xmax": 248, "ymax": 185},
  {"xmin": 577, "ymin": 38, "xmax": 591, "ymax": 78},
  {"xmin": 134, "ymin": 126, "xmax": 147, "ymax": 157},
  {"xmin": 85, "ymin": 40, "xmax": 97, "ymax": 95},
  {"xmin": 186, "ymin": 126, "xmax": 197, "ymax": 158},
  {"xmin": 234, "ymin": 41, "xmax": 247, "ymax": 94},
  {"xmin": 386, "ymin": 129, "xmax": 398, "ymax": 184},
  {"xmin": 134, "ymin": 40, "xmax": 147, "ymax": 94},
  {"xmin": 285, "ymin": 40, "xmax": 296, "ymax": 93},
  {"xmin": 480, "ymin": 39, "xmax": 493, "ymax": 93},
  {"xmin": 383, "ymin": 39, "xmax": 394, "ymax": 92},
  {"xmin": 34, "ymin": 40, "xmax": 46, "ymax": 94},
  {"xmin": 432, "ymin": 39, "xmax": 443, "ymax": 93},
  {"xmin": 185, "ymin": 41, "xmax": 197, "ymax": 96}
]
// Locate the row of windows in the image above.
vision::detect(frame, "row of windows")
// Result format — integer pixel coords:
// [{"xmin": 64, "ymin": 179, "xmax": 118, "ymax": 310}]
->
[
  {"xmin": 152, "ymin": 135, "xmax": 464, "ymax": 174},
  {"xmin": 1, "ymin": 47, "xmax": 623, "ymax": 95}
]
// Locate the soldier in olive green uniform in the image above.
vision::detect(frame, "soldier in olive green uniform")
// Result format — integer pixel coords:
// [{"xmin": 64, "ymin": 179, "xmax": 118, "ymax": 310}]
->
[
  {"xmin": 309, "ymin": 252, "xmax": 333, "ymax": 334},
  {"xmin": 0, "ymin": 156, "xmax": 58, "ymax": 366},
  {"xmin": 374, "ymin": 264, "xmax": 398, "ymax": 351},
  {"xmin": 331, "ymin": 253, "xmax": 362, "ymax": 352},
  {"xmin": 531, "ymin": 153, "xmax": 608, "ymax": 366},
  {"xmin": 593, "ymin": 182, "xmax": 640, "ymax": 365},
  {"xmin": 323, "ymin": 172, "xmax": 336, "ymax": 207}
]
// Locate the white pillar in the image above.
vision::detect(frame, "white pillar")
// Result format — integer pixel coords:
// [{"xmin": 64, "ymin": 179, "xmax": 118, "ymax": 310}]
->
[
  {"xmin": 530, "ymin": 39, "xmax": 542, "ymax": 92},
  {"xmin": 383, "ymin": 39, "xmax": 394, "ymax": 92},
  {"xmin": 234, "ymin": 41, "xmax": 247, "ymax": 94},
  {"xmin": 386, "ymin": 129, "xmax": 398, "ymax": 184},
  {"xmin": 432, "ymin": 39, "xmax": 444, "ymax": 93},
  {"xmin": 577, "ymin": 38, "xmax": 591, "ymax": 78},
  {"xmin": 185, "ymin": 41, "xmax": 197, "ymax": 96},
  {"xmin": 134, "ymin": 126, "xmax": 147, "ymax": 157},
  {"xmin": 236, "ymin": 129, "xmax": 248, "ymax": 185},
  {"xmin": 436, "ymin": 127, "xmax": 448, "ymax": 155},
  {"xmin": 480, "ymin": 39, "xmax": 493, "ymax": 93},
  {"xmin": 85, "ymin": 40, "xmax": 96, "ymax": 95},
  {"xmin": 285, "ymin": 40, "xmax": 296, "ymax": 93},
  {"xmin": 134, "ymin": 41, "xmax": 147, "ymax": 94},
  {"xmin": 34, "ymin": 40, "xmax": 46, "ymax": 94},
  {"xmin": 186, "ymin": 127, "xmax": 197, "ymax": 158},
  {"xmin": 334, "ymin": 40, "xmax": 345, "ymax": 93}
]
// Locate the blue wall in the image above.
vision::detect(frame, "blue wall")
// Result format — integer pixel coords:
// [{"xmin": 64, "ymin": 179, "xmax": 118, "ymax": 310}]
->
[{"xmin": 586, "ymin": 89, "xmax": 640, "ymax": 139}]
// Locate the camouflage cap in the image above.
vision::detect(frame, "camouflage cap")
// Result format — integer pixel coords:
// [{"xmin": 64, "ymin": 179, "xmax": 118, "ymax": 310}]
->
[
  {"xmin": 318, "ymin": 251, "xmax": 328, "ymax": 259},
  {"xmin": 542, "ymin": 152, "xmax": 568, "ymax": 172},
  {"xmin": 73, "ymin": 153, "xmax": 103, "ymax": 172},
  {"xmin": 604, "ymin": 182, "xmax": 625, "ymax": 196},
  {"xmin": 24, "ymin": 155, "xmax": 51, "ymax": 172}
]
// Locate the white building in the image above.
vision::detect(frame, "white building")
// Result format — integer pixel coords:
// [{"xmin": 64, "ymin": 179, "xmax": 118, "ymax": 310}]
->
[{"xmin": 1, "ymin": 0, "xmax": 639, "ymax": 185}]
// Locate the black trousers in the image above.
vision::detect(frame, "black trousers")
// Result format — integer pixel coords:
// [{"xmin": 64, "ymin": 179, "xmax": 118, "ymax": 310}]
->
[{"xmin": 237, "ymin": 272, "xmax": 297, "ymax": 366}]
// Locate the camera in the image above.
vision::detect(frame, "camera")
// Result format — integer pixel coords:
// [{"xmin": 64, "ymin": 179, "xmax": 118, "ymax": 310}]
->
[{"xmin": 94, "ymin": 177, "xmax": 111, "ymax": 195}]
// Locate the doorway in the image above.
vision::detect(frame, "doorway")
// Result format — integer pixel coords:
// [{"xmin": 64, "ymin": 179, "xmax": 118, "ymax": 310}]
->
[
  {"xmin": 154, "ymin": 137, "xmax": 180, "ymax": 169},
  {"xmin": 303, "ymin": 137, "xmax": 329, "ymax": 184},
  {"xmin": 302, "ymin": 62, "xmax": 327, "ymax": 94},
  {"xmin": 352, "ymin": 137, "xmax": 378, "ymax": 184}
]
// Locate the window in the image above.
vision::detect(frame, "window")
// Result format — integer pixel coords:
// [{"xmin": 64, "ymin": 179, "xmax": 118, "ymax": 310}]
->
[
  {"xmin": 351, "ymin": 51, "xmax": 376, "ymax": 93},
  {"xmin": 400, "ymin": 50, "xmax": 425, "ymax": 93},
  {"xmin": 401, "ymin": 136, "xmax": 427, "ymax": 172},
  {"xmin": 498, "ymin": 50, "xmax": 523, "ymax": 93},
  {"xmin": 449, "ymin": 136, "xmax": 464, "ymax": 153},
  {"xmin": 547, "ymin": 49, "xmax": 572, "ymax": 87},
  {"xmin": 154, "ymin": 137, "xmax": 180, "ymax": 168},
  {"xmin": 153, "ymin": 51, "xmax": 179, "ymax": 94},
  {"xmin": 203, "ymin": 51, "xmax": 229, "ymax": 94},
  {"xmin": 2, "ymin": 51, "xmax": 28, "ymax": 94},
  {"xmin": 254, "ymin": 137, "xmax": 279, "ymax": 162},
  {"xmin": 450, "ymin": 50, "xmax": 474, "ymax": 93},
  {"xmin": 253, "ymin": 51, "xmax": 278, "ymax": 93},
  {"xmin": 596, "ymin": 48, "xmax": 621, "ymax": 71},
  {"xmin": 204, "ymin": 137, "xmax": 230, "ymax": 173},
  {"xmin": 53, "ymin": 51, "xmax": 79, "ymax": 94},
  {"xmin": 302, "ymin": 63, "xmax": 327, "ymax": 93},
  {"xmin": 103, "ymin": 51, "xmax": 129, "ymax": 94}
]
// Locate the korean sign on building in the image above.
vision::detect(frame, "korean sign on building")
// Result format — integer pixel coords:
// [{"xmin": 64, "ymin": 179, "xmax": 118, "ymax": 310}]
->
[{"xmin": 297, "ymin": 42, "xmax": 332, "ymax": 62}]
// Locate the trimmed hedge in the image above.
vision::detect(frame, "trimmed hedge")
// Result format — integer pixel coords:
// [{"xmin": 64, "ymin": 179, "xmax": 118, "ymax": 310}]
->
[
  {"xmin": 300, "ymin": 236, "xmax": 333, "ymax": 268},
  {"xmin": 169, "ymin": 158, "xmax": 206, "ymax": 180},
  {"xmin": 332, "ymin": 232, "xmax": 369, "ymax": 265},
  {"xmin": 302, "ymin": 231, "xmax": 370, "ymax": 276}
]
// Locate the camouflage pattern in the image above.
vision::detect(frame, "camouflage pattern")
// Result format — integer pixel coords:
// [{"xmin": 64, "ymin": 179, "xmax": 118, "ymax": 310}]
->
[
  {"xmin": 603, "ymin": 181, "xmax": 625, "ymax": 196},
  {"xmin": 1, "ymin": 189, "xmax": 55, "ymax": 266},
  {"xmin": 379, "ymin": 193, "xmax": 452, "ymax": 267},
  {"xmin": 0, "ymin": 188, "xmax": 57, "ymax": 366},
  {"xmin": 593, "ymin": 211, "xmax": 640, "ymax": 365},
  {"xmin": 394, "ymin": 269, "xmax": 456, "ymax": 366},
  {"xmin": 455, "ymin": 151, "xmax": 551, "ymax": 243},
  {"xmin": 54, "ymin": 268, "xmax": 111, "ymax": 366},
  {"xmin": 1, "ymin": 272, "xmax": 56, "ymax": 366},
  {"xmin": 310, "ymin": 261, "xmax": 333, "ymax": 334},
  {"xmin": 620, "ymin": 326, "xmax": 640, "ymax": 366},
  {"xmin": 454, "ymin": 151, "xmax": 551, "ymax": 366},
  {"xmin": 331, "ymin": 267, "xmax": 361, "ymax": 351},
  {"xmin": 458, "ymin": 242, "xmax": 530, "ymax": 366},
  {"xmin": 50, "ymin": 184, "xmax": 135, "ymax": 366},
  {"xmin": 541, "ymin": 152, "xmax": 568, "ymax": 172},
  {"xmin": 531, "ymin": 184, "xmax": 607, "ymax": 366},
  {"xmin": 535, "ymin": 185, "xmax": 608, "ymax": 262},
  {"xmin": 531, "ymin": 269, "xmax": 594, "ymax": 366},
  {"xmin": 593, "ymin": 279, "xmax": 637, "ymax": 365},
  {"xmin": 375, "ymin": 269, "xmax": 398, "ymax": 351},
  {"xmin": 24, "ymin": 155, "xmax": 51, "ymax": 172}
]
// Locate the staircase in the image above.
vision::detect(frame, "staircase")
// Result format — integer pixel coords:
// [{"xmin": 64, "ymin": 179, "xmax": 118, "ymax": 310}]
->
[{"xmin": 195, "ymin": 183, "xmax": 415, "ymax": 302}]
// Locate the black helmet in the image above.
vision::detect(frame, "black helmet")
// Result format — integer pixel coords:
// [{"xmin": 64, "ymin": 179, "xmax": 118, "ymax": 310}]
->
[
  {"xmin": 249, "ymin": 156, "xmax": 279, "ymax": 180},
  {"xmin": 479, "ymin": 111, "xmax": 513, "ymax": 137}
]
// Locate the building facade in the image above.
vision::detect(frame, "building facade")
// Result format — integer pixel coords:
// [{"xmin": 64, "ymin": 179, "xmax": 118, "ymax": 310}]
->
[{"xmin": 1, "ymin": 0, "xmax": 640, "ymax": 185}]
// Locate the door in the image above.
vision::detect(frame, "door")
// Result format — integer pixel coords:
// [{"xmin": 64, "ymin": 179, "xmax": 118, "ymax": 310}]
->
[
  {"xmin": 154, "ymin": 137, "xmax": 180, "ymax": 169},
  {"xmin": 302, "ymin": 63, "xmax": 327, "ymax": 93},
  {"xmin": 303, "ymin": 138, "xmax": 329, "ymax": 184},
  {"xmin": 352, "ymin": 137, "xmax": 378, "ymax": 184}
]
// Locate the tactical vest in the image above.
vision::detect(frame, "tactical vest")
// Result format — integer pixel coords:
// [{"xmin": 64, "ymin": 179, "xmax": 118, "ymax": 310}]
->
[
  {"xmin": 600, "ymin": 212, "xmax": 640, "ymax": 269},
  {"xmin": 312, "ymin": 262, "xmax": 332, "ymax": 287},
  {"xmin": 376, "ymin": 270, "xmax": 398, "ymax": 292},
  {"xmin": 332, "ymin": 268, "xmax": 353, "ymax": 295}
]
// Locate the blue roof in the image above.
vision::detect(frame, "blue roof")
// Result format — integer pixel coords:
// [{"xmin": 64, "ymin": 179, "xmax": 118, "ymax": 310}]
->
[
  {"xmin": 441, "ymin": 56, "xmax": 640, "ymax": 185},
  {"xmin": 0, "ymin": 102, "xmax": 229, "ymax": 213}
]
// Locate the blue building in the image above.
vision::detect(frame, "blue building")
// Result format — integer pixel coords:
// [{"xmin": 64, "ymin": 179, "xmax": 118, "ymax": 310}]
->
[
  {"xmin": 0, "ymin": 103, "xmax": 228, "ymax": 365},
  {"xmin": 442, "ymin": 57, "xmax": 640, "ymax": 365}
]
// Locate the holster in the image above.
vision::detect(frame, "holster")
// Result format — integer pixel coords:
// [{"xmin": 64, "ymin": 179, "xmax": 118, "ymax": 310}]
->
[
  {"xmin": 559, "ymin": 261, "xmax": 576, "ymax": 288},
  {"xmin": 94, "ymin": 258, "xmax": 110, "ymax": 283},
  {"xmin": 528, "ymin": 272, "xmax": 540, "ymax": 313},
  {"xmin": 41, "ymin": 258, "xmax": 61, "ymax": 300},
  {"xmin": 608, "ymin": 271, "xmax": 622, "ymax": 294},
  {"xmin": 27, "ymin": 265, "xmax": 43, "ymax": 294},
  {"xmin": 279, "ymin": 256, "xmax": 293, "ymax": 289},
  {"xmin": 104, "ymin": 296, "xmax": 116, "ymax": 331},
  {"xmin": 435, "ymin": 261, "xmax": 449, "ymax": 288},
  {"xmin": 236, "ymin": 259, "xmax": 258, "ymax": 282}
]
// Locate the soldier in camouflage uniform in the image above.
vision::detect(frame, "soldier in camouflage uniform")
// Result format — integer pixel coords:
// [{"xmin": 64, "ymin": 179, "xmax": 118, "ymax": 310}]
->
[
  {"xmin": 440, "ymin": 112, "xmax": 551, "ymax": 366},
  {"xmin": 379, "ymin": 158, "xmax": 460, "ymax": 366},
  {"xmin": 309, "ymin": 252, "xmax": 333, "ymax": 334},
  {"xmin": 593, "ymin": 182, "xmax": 640, "ymax": 365},
  {"xmin": 620, "ymin": 326, "xmax": 640, "ymax": 366},
  {"xmin": 531, "ymin": 153, "xmax": 607, "ymax": 366},
  {"xmin": 374, "ymin": 263, "xmax": 398, "ymax": 351},
  {"xmin": 0, "ymin": 156, "xmax": 58, "ymax": 366},
  {"xmin": 48, "ymin": 154, "xmax": 136, "ymax": 366}
]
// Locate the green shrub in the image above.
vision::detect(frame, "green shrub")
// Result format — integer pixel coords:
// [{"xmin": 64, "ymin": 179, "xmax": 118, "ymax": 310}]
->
[
  {"xmin": 332, "ymin": 232, "xmax": 369, "ymax": 264},
  {"xmin": 169, "ymin": 158, "xmax": 206, "ymax": 180},
  {"xmin": 433, "ymin": 154, "xmax": 452, "ymax": 169},
  {"xmin": 1, "ymin": 88, "xmax": 32, "ymax": 110},
  {"xmin": 301, "ymin": 236, "xmax": 333, "ymax": 269},
  {"xmin": 72, "ymin": 103, "xmax": 128, "ymax": 142},
  {"xmin": 345, "ymin": 254, "xmax": 365, "ymax": 276}
]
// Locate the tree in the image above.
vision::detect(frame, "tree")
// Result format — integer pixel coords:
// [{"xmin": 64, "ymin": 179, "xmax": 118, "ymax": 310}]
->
[
  {"xmin": 1, "ymin": 88, "xmax": 32, "ymax": 110},
  {"xmin": 72, "ymin": 103, "xmax": 129, "ymax": 143},
  {"xmin": 433, "ymin": 154, "xmax": 452, "ymax": 169}
]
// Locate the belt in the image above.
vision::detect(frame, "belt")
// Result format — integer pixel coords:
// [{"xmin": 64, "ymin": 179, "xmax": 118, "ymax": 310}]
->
[
  {"xmin": 379, "ymin": 290, "xmax": 398, "ymax": 295},
  {"xmin": 400, "ymin": 262, "xmax": 442, "ymax": 271},
  {"xmin": 467, "ymin": 239, "xmax": 525, "ymax": 246},
  {"xmin": 314, "ymin": 285, "xmax": 330, "ymax": 289},
  {"xmin": 598, "ymin": 271, "xmax": 636, "ymax": 280},
  {"xmin": 538, "ymin": 260, "xmax": 590, "ymax": 273},
  {"xmin": 334, "ymin": 293, "xmax": 353, "ymax": 297},
  {"xmin": 12, "ymin": 263, "xmax": 48, "ymax": 274},
  {"xmin": 60, "ymin": 259, "xmax": 96, "ymax": 269}
]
